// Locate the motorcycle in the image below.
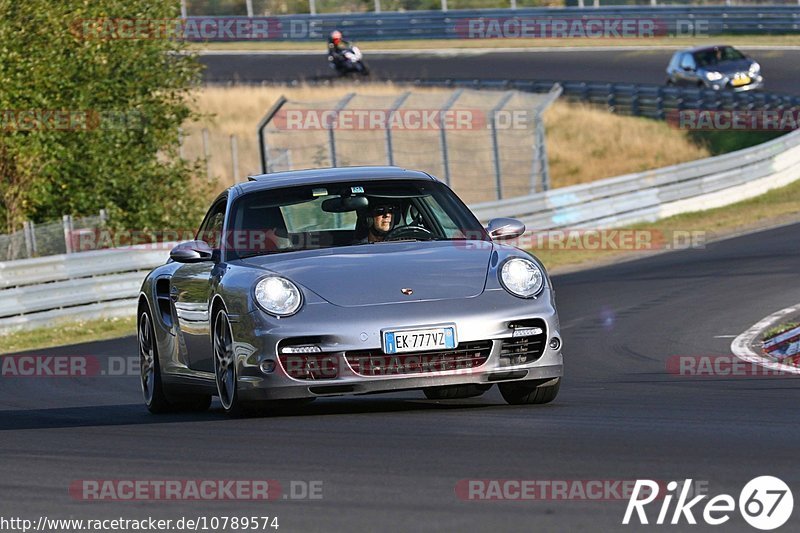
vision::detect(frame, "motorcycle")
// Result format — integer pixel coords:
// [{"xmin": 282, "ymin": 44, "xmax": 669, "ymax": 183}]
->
[{"xmin": 329, "ymin": 45, "xmax": 369, "ymax": 76}]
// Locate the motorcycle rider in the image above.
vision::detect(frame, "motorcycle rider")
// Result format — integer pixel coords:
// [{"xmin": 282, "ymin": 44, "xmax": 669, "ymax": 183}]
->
[{"xmin": 327, "ymin": 30, "xmax": 351, "ymax": 71}]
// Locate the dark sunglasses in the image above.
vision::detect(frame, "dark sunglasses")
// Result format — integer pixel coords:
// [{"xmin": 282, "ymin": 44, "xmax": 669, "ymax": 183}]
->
[{"xmin": 371, "ymin": 206, "xmax": 393, "ymax": 216}]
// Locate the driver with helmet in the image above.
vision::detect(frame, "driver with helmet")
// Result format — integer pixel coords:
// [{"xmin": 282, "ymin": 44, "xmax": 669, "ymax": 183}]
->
[{"xmin": 364, "ymin": 202, "xmax": 397, "ymax": 243}]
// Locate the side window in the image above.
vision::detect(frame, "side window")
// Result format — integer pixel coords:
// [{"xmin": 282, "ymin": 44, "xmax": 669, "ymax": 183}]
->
[
  {"xmin": 197, "ymin": 200, "xmax": 227, "ymax": 250},
  {"xmin": 680, "ymin": 53, "xmax": 696, "ymax": 71}
]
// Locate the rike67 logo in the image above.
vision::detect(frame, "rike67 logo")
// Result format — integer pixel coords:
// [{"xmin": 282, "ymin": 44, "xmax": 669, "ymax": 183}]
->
[{"xmin": 623, "ymin": 477, "xmax": 793, "ymax": 530}]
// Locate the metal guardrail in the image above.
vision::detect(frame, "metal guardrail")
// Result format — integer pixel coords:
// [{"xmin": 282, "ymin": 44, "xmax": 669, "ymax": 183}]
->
[
  {"xmin": 470, "ymin": 126, "xmax": 800, "ymax": 228},
  {"xmin": 184, "ymin": 6, "xmax": 800, "ymax": 41},
  {"xmin": 0, "ymin": 245, "xmax": 172, "ymax": 334},
  {"xmin": 403, "ymin": 78, "xmax": 800, "ymax": 118}
]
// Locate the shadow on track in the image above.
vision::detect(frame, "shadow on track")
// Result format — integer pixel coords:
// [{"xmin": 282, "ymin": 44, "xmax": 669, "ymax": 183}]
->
[{"xmin": 0, "ymin": 397, "xmax": 506, "ymax": 431}]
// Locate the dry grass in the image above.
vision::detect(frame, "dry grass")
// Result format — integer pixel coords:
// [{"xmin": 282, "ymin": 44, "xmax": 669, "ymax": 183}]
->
[
  {"xmin": 544, "ymin": 102, "xmax": 710, "ymax": 185},
  {"xmin": 183, "ymin": 84, "xmax": 710, "ymax": 201}
]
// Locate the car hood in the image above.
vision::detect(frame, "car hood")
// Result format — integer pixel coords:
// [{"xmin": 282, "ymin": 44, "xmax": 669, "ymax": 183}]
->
[
  {"xmin": 703, "ymin": 59, "xmax": 754, "ymax": 75},
  {"xmin": 240, "ymin": 241, "xmax": 493, "ymax": 307}
]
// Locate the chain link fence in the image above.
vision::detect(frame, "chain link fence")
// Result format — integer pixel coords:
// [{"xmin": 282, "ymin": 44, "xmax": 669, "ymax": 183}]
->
[
  {"xmin": 258, "ymin": 86, "xmax": 560, "ymax": 204},
  {"xmin": 0, "ymin": 211, "xmax": 109, "ymax": 262}
]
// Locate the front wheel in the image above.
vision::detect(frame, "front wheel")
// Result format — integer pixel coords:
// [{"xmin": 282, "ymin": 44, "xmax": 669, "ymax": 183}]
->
[
  {"xmin": 213, "ymin": 309, "xmax": 248, "ymax": 417},
  {"xmin": 499, "ymin": 378, "xmax": 560, "ymax": 405}
]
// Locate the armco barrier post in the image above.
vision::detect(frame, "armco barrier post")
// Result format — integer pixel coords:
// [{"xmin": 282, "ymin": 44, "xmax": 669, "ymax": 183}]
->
[
  {"xmin": 386, "ymin": 92, "xmax": 411, "ymax": 166},
  {"xmin": 490, "ymin": 91, "xmax": 515, "ymax": 201}
]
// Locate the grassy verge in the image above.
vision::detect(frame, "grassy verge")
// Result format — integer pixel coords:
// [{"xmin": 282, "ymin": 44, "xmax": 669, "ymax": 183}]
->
[
  {"xmin": 534, "ymin": 177, "xmax": 800, "ymax": 273},
  {"xmin": 190, "ymin": 35, "xmax": 800, "ymax": 52},
  {"xmin": 0, "ymin": 316, "xmax": 136, "ymax": 355},
  {"xmin": 763, "ymin": 322, "xmax": 800, "ymax": 342}
]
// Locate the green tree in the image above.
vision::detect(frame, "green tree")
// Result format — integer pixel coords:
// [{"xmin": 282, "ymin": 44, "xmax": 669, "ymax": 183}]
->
[{"xmin": 0, "ymin": 0, "xmax": 209, "ymax": 235}]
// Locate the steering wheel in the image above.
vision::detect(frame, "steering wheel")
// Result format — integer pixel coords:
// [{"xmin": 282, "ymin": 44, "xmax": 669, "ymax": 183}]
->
[{"xmin": 383, "ymin": 225, "xmax": 434, "ymax": 242}]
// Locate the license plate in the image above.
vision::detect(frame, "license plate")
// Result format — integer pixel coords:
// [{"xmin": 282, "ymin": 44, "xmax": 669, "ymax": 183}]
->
[
  {"xmin": 732, "ymin": 76, "xmax": 751, "ymax": 87},
  {"xmin": 383, "ymin": 326, "xmax": 456, "ymax": 354}
]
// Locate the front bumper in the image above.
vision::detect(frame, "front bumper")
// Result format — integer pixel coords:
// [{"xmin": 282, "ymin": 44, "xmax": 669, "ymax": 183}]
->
[
  {"xmin": 706, "ymin": 75, "xmax": 764, "ymax": 92},
  {"xmin": 232, "ymin": 288, "xmax": 563, "ymax": 400}
]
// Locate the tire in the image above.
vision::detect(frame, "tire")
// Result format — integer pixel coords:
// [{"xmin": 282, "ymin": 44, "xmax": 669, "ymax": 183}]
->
[
  {"xmin": 213, "ymin": 308, "xmax": 249, "ymax": 417},
  {"xmin": 423, "ymin": 384, "xmax": 491, "ymax": 400},
  {"xmin": 499, "ymin": 378, "xmax": 560, "ymax": 405},
  {"xmin": 138, "ymin": 309, "xmax": 172, "ymax": 414}
]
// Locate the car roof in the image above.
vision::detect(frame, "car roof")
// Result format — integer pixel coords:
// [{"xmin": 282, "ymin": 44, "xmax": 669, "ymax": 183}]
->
[
  {"xmin": 232, "ymin": 166, "xmax": 437, "ymax": 196},
  {"xmin": 680, "ymin": 44, "xmax": 736, "ymax": 54}
]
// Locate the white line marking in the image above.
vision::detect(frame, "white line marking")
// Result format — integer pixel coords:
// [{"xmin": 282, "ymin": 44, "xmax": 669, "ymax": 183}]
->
[
  {"xmin": 731, "ymin": 304, "xmax": 800, "ymax": 375},
  {"xmin": 714, "ymin": 335, "xmax": 737, "ymax": 338}
]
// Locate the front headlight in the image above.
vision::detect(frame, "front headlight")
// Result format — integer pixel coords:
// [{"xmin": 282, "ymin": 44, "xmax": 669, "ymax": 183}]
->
[
  {"xmin": 254, "ymin": 276, "xmax": 302, "ymax": 317},
  {"xmin": 705, "ymin": 71, "xmax": 724, "ymax": 81},
  {"xmin": 500, "ymin": 258, "xmax": 544, "ymax": 298},
  {"xmin": 749, "ymin": 62, "xmax": 760, "ymax": 75}
]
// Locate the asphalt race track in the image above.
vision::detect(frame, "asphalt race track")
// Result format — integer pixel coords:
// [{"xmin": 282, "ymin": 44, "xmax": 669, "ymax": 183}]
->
[
  {"xmin": 2, "ymin": 222, "xmax": 799, "ymax": 531},
  {"xmin": 200, "ymin": 48, "xmax": 800, "ymax": 96}
]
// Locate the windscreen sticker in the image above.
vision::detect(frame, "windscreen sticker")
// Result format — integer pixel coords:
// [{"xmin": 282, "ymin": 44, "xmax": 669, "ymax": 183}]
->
[
  {"xmin": 312, "ymin": 188, "xmax": 328, "ymax": 197},
  {"xmin": 351, "ymin": 186, "xmax": 364, "ymax": 194}
]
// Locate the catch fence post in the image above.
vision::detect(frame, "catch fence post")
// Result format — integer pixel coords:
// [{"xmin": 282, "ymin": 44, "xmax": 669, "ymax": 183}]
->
[
  {"xmin": 329, "ymin": 93, "xmax": 356, "ymax": 168},
  {"xmin": 63, "ymin": 215, "xmax": 74, "ymax": 254},
  {"xmin": 386, "ymin": 92, "xmax": 411, "ymax": 166},
  {"xmin": 490, "ymin": 91, "xmax": 515, "ymax": 201},
  {"xmin": 439, "ymin": 89, "xmax": 463, "ymax": 187},
  {"xmin": 202, "ymin": 128, "xmax": 212, "ymax": 182},
  {"xmin": 230, "ymin": 134, "xmax": 241, "ymax": 183}
]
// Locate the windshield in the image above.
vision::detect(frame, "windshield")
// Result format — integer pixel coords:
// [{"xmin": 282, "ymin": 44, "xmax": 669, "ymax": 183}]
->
[
  {"xmin": 226, "ymin": 179, "xmax": 488, "ymax": 260},
  {"xmin": 693, "ymin": 46, "xmax": 745, "ymax": 68}
]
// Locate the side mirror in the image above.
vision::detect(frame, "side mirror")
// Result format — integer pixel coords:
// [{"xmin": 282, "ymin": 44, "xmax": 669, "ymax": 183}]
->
[
  {"xmin": 170, "ymin": 240, "xmax": 214, "ymax": 263},
  {"xmin": 486, "ymin": 218, "xmax": 525, "ymax": 241}
]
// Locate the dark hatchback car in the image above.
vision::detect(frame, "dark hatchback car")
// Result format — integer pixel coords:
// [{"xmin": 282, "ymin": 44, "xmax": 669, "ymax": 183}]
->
[{"xmin": 666, "ymin": 45, "xmax": 763, "ymax": 92}]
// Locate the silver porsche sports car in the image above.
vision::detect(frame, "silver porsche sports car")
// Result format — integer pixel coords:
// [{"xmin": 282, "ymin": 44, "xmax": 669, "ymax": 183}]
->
[{"xmin": 137, "ymin": 166, "xmax": 563, "ymax": 415}]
